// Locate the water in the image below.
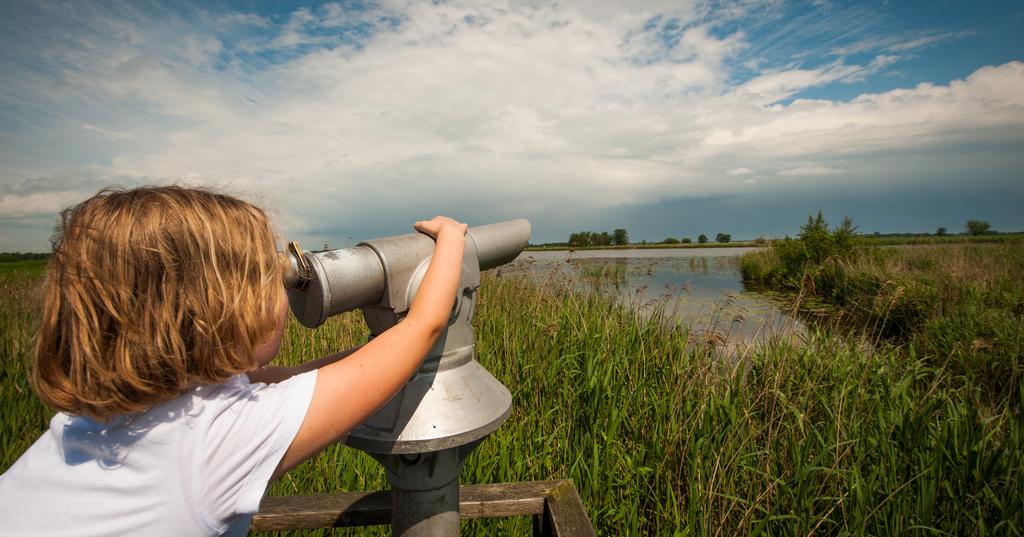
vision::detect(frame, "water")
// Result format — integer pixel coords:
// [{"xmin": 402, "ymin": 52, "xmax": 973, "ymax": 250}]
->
[{"xmin": 508, "ymin": 247, "xmax": 803, "ymax": 346}]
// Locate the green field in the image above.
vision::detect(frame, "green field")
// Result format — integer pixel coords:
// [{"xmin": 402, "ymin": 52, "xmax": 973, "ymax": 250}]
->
[
  {"xmin": 2, "ymin": 245, "xmax": 1022, "ymax": 535},
  {"xmin": 0, "ymin": 259, "xmax": 47, "ymax": 276}
]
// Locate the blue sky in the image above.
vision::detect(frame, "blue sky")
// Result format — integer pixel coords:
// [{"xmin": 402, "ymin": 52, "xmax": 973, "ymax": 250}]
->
[{"xmin": 1, "ymin": 0, "xmax": 1023, "ymax": 250}]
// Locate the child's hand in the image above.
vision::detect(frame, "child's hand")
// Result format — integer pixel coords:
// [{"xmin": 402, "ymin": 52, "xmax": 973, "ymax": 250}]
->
[{"xmin": 414, "ymin": 216, "xmax": 468, "ymax": 239}]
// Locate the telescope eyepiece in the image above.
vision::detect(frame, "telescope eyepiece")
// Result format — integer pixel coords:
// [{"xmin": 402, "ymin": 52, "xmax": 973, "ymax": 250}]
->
[{"xmin": 281, "ymin": 241, "xmax": 313, "ymax": 291}]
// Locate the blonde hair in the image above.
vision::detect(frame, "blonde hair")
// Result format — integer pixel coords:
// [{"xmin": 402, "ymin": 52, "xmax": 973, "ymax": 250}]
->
[{"xmin": 33, "ymin": 186, "xmax": 283, "ymax": 419}]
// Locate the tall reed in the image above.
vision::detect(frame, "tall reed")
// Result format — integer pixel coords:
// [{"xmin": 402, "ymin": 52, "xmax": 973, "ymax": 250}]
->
[
  {"xmin": 0, "ymin": 263, "xmax": 51, "ymax": 468},
  {"xmin": 2, "ymin": 258, "xmax": 1020, "ymax": 535},
  {"xmin": 742, "ymin": 243, "xmax": 1024, "ymax": 412}
]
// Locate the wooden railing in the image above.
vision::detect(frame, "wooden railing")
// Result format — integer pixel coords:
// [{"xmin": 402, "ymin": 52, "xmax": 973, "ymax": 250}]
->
[{"xmin": 251, "ymin": 479, "xmax": 596, "ymax": 536}]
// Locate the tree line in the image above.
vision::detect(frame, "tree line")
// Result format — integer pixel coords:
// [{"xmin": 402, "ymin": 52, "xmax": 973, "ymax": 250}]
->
[
  {"xmin": 661, "ymin": 233, "xmax": 731, "ymax": 244},
  {"xmin": 567, "ymin": 229, "xmax": 733, "ymax": 246},
  {"xmin": 568, "ymin": 229, "xmax": 630, "ymax": 247},
  {"xmin": 565, "ymin": 218, "xmax": 1004, "ymax": 248}
]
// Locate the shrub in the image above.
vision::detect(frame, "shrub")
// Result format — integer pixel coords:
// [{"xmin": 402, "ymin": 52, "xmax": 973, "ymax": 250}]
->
[
  {"xmin": 965, "ymin": 220, "xmax": 991, "ymax": 236},
  {"xmin": 757, "ymin": 211, "xmax": 860, "ymax": 287}
]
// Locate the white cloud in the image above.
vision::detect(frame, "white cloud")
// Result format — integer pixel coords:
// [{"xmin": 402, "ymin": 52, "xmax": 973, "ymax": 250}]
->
[
  {"xmin": 735, "ymin": 62, "xmax": 862, "ymax": 104},
  {"xmin": 887, "ymin": 31, "xmax": 974, "ymax": 52},
  {"xmin": 0, "ymin": 191, "xmax": 86, "ymax": 218},
  {"xmin": 827, "ymin": 30, "xmax": 973, "ymax": 57},
  {"xmin": 1, "ymin": 1, "xmax": 1023, "ymax": 247},
  {"xmin": 778, "ymin": 166, "xmax": 844, "ymax": 176},
  {"xmin": 80, "ymin": 124, "xmax": 134, "ymax": 139}
]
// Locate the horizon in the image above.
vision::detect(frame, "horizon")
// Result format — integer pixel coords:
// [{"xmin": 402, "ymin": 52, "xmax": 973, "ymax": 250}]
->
[{"xmin": 2, "ymin": 1, "xmax": 1023, "ymax": 250}]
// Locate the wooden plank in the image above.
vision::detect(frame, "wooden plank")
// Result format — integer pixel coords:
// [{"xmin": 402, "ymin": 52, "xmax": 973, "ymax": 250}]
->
[
  {"xmin": 459, "ymin": 480, "xmax": 559, "ymax": 519},
  {"xmin": 251, "ymin": 490, "xmax": 390, "ymax": 531},
  {"xmin": 542, "ymin": 481, "xmax": 596, "ymax": 537},
  {"xmin": 251, "ymin": 480, "xmax": 564, "ymax": 532}
]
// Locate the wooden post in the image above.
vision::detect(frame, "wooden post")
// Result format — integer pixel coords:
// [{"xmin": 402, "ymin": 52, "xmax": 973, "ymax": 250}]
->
[{"xmin": 539, "ymin": 481, "xmax": 596, "ymax": 537}]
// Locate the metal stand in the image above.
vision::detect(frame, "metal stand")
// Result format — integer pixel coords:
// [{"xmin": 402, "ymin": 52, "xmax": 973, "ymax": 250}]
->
[
  {"xmin": 346, "ymin": 229, "xmax": 510, "ymax": 536},
  {"xmin": 283, "ymin": 220, "xmax": 537, "ymax": 536}
]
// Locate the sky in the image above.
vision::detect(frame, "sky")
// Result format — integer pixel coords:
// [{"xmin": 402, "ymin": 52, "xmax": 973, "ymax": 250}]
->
[{"xmin": 1, "ymin": 0, "xmax": 1023, "ymax": 250}]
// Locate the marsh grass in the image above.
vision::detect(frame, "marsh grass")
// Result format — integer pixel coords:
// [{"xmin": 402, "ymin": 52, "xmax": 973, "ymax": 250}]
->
[
  {"xmin": 742, "ymin": 243, "xmax": 1024, "ymax": 411},
  {"xmin": 1, "ymin": 256, "xmax": 1021, "ymax": 535},
  {"xmin": 0, "ymin": 264, "xmax": 52, "ymax": 468}
]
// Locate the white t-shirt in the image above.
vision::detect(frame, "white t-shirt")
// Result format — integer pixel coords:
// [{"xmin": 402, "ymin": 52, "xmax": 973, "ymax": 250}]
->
[{"xmin": 0, "ymin": 370, "xmax": 317, "ymax": 536}]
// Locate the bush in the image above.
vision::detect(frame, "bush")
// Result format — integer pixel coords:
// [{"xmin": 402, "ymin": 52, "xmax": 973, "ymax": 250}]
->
[
  {"xmin": 756, "ymin": 211, "xmax": 860, "ymax": 287},
  {"xmin": 965, "ymin": 220, "xmax": 991, "ymax": 236}
]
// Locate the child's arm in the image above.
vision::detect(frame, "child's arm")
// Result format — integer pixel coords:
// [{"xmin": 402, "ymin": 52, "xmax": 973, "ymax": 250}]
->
[
  {"xmin": 272, "ymin": 216, "xmax": 468, "ymax": 479},
  {"xmin": 248, "ymin": 346, "xmax": 363, "ymax": 385}
]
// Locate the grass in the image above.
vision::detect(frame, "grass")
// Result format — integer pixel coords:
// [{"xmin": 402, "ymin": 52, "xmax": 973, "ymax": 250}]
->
[
  {"xmin": 0, "ymin": 264, "xmax": 51, "ymax": 468},
  {"xmin": 858, "ymin": 234, "xmax": 1024, "ymax": 246},
  {"xmin": 742, "ymin": 243, "xmax": 1024, "ymax": 412},
  {"xmin": 0, "ymin": 259, "xmax": 47, "ymax": 276},
  {"xmin": 2, "ymin": 252, "xmax": 1022, "ymax": 535}
]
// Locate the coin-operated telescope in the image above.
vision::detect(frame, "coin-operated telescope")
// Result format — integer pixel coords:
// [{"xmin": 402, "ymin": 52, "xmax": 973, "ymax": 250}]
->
[{"xmin": 281, "ymin": 219, "xmax": 530, "ymax": 537}]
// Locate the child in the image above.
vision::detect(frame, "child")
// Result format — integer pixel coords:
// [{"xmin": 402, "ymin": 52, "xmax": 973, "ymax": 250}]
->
[{"xmin": 0, "ymin": 186, "xmax": 467, "ymax": 536}]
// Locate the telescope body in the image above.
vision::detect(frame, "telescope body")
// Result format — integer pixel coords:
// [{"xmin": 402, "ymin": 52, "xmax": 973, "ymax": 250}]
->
[
  {"xmin": 287, "ymin": 219, "xmax": 530, "ymax": 330},
  {"xmin": 284, "ymin": 219, "xmax": 529, "ymax": 535},
  {"xmin": 284, "ymin": 219, "xmax": 531, "ymax": 452}
]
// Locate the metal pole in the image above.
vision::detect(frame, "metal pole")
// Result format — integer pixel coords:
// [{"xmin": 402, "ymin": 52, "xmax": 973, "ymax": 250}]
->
[{"xmin": 375, "ymin": 448, "xmax": 470, "ymax": 536}]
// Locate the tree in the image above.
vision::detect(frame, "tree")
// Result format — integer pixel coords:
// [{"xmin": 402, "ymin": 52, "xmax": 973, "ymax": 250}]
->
[
  {"xmin": 832, "ymin": 216, "xmax": 858, "ymax": 253},
  {"xmin": 715, "ymin": 233, "xmax": 731, "ymax": 243},
  {"xmin": 936, "ymin": 227, "xmax": 947, "ymax": 236},
  {"xmin": 681, "ymin": 237, "xmax": 692, "ymax": 244},
  {"xmin": 965, "ymin": 220, "xmax": 991, "ymax": 236},
  {"xmin": 798, "ymin": 211, "xmax": 831, "ymax": 261},
  {"xmin": 698, "ymin": 234, "xmax": 708, "ymax": 244},
  {"xmin": 612, "ymin": 228, "xmax": 629, "ymax": 246},
  {"xmin": 663, "ymin": 237, "xmax": 679, "ymax": 244},
  {"xmin": 796, "ymin": 211, "xmax": 857, "ymax": 265}
]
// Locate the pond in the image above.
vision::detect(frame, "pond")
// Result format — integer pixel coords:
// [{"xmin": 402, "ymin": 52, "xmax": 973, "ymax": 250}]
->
[{"xmin": 509, "ymin": 247, "xmax": 803, "ymax": 348}]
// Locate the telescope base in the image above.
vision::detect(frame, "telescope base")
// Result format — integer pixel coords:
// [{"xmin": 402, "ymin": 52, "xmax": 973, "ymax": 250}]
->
[{"xmin": 373, "ymin": 444, "xmax": 478, "ymax": 536}]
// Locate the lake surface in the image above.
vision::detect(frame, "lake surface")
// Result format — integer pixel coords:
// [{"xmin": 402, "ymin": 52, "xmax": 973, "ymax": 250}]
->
[{"xmin": 510, "ymin": 247, "xmax": 803, "ymax": 347}]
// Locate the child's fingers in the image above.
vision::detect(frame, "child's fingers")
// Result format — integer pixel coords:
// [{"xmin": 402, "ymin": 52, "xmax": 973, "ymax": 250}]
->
[{"xmin": 414, "ymin": 216, "xmax": 465, "ymax": 238}]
